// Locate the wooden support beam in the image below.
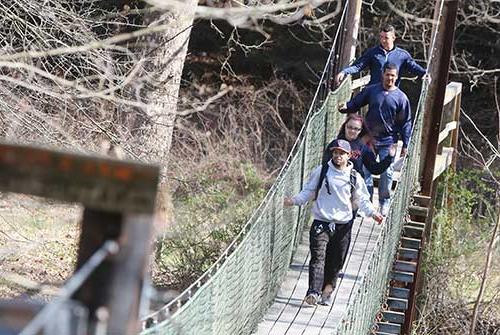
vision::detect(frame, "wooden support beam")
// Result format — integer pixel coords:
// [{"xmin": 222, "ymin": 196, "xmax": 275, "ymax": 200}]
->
[
  {"xmin": 383, "ymin": 311, "xmax": 406, "ymax": 324},
  {"xmin": 399, "ymin": 248, "xmax": 419, "ymax": 260},
  {"xmin": 394, "ymin": 260, "xmax": 417, "ymax": 273},
  {"xmin": 407, "ymin": 220, "xmax": 426, "ymax": 228},
  {"xmin": 412, "ymin": 194, "xmax": 431, "ymax": 207},
  {"xmin": 390, "ymin": 271, "xmax": 414, "ymax": 283},
  {"xmin": 378, "ymin": 321, "xmax": 402, "ymax": 334},
  {"xmin": 408, "ymin": 205, "xmax": 429, "ymax": 218},
  {"xmin": 0, "ymin": 142, "xmax": 159, "ymax": 213},
  {"xmin": 409, "ymin": 1, "xmax": 459, "ymax": 333},
  {"xmin": 388, "ymin": 297, "xmax": 408, "ymax": 310},
  {"xmin": 333, "ymin": 0, "xmax": 363, "ymax": 88},
  {"xmin": 401, "ymin": 237, "xmax": 421, "ymax": 250},
  {"xmin": 419, "ymin": 0, "xmax": 459, "ymax": 196},
  {"xmin": 403, "ymin": 225, "xmax": 425, "ymax": 239},
  {"xmin": 389, "ymin": 287, "xmax": 410, "ymax": 300}
]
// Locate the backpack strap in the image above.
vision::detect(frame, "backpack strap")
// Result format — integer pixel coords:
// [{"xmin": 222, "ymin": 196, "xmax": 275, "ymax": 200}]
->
[
  {"xmin": 349, "ymin": 167, "xmax": 357, "ymax": 203},
  {"xmin": 314, "ymin": 162, "xmax": 330, "ymax": 200},
  {"xmin": 315, "ymin": 163, "xmax": 358, "ymax": 202}
]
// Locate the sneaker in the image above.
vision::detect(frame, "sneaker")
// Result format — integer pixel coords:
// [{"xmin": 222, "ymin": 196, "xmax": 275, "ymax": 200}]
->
[
  {"xmin": 319, "ymin": 293, "xmax": 333, "ymax": 306},
  {"xmin": 304, "ymin": 293, "xmax": 320, "ymax": 306}
]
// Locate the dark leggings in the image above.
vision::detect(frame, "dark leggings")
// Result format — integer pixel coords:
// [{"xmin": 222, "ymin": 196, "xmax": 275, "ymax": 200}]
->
[{"xmin": 308, "ymin": 219, "xmax": 354, "ymax": 294}]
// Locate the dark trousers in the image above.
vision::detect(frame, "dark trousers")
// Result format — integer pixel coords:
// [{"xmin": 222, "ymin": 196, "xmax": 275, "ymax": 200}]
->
[{"xmin": 307, "ymin": 219, "xmax": 353, "ymax": 295}]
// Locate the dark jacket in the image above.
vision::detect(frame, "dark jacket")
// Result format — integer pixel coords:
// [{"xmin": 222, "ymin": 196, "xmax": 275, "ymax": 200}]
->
[
  {"xmin": 343, "ymin": 83, "xmax": 412, "ymax": 148},
  {"xmin": 324, "ymin": 137, "xmax": 393, "ymax": 178},
  {"xmin": 341, "ymin": 45, "xmax": 426, "ymax": 86}
]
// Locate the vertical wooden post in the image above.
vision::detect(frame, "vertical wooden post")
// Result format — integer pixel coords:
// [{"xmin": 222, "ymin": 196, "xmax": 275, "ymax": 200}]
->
[
  {"xmin": 450, "ymin": 86, "xmax": 462, "ymax": 169},
  {"xmin": 406, "ymin": 1, "xmax": 459, "ymax": 334},
  {"xmin": 73, "ymin": 211, "xmax": 154, "ymax": 334},
  {"xmin": 73, "ymin": 209, "xmax": 123, "ymax": 317},
  {"xmin": 332, "ymin": 0, "xmax": 362, "ymax": 88},
  {"xmin": 107, "ymin": 214, "xmax": 154, "ymax": 334},
  {"xmin": 419, "ymin": 0, "xmax": 459, "ymax": 196},
  {"xmin": 339, "ymin": 0, "xmax": 362, "ymax": 67}
]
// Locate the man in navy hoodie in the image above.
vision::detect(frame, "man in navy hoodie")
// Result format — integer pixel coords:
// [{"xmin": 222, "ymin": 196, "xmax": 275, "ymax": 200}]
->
[
  {"xmin": 336, "ymin": 24, "xmax": 427, "ymax": 87},
  {"xmin": 339, "ymin": 63, "xmax": 411, "ymax": 216}
]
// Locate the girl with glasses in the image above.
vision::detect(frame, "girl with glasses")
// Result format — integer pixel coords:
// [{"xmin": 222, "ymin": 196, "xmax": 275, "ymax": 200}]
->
[{"xmin": 324, "ymin": 114, "xmax": 396, "ymax": 198}]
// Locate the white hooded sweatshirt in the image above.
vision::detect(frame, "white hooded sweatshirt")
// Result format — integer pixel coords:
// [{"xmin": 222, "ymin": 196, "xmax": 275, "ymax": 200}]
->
[{"xmin": 292, "ymin": 161, "xmax": 375, "ymax": 223}]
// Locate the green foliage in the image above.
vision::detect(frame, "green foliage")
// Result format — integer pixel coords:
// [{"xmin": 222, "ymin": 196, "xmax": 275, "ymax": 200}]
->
[
  {"xmin": 426, "ymin": 170, "xmax": 494, "ymax": 261},
  {"xmin": 154, "ymin": 162, "xmax": 267, "ymax": 290},
  {"xmin": 421, "ymin": 168, "xmax": 499, "ymax": 300}
]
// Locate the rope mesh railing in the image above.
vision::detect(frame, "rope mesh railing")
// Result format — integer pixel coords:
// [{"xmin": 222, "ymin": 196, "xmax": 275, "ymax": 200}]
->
[
  {"xmin": 141, "ymin": 1, "xmax": 436, "ymax": 333},
  {"xmin": 141, "ymin": 2, "xmax": 353, "ymax": 333},
  {"xmin": 141, "ymin": 78, "xmax": 353, "ymax": 335},
  {"xmin": 331, "ymin": 80, "xmax": 429, "ymax": 334},
  {"xmin": 141, "ymin": 79, "xmax": 430, "ymax": 335}
]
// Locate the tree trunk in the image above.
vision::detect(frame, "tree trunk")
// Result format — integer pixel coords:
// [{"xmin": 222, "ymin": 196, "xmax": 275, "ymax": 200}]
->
[{"xmin": 142, "ymin": 1, "xmax": 198, "ymax": 233}]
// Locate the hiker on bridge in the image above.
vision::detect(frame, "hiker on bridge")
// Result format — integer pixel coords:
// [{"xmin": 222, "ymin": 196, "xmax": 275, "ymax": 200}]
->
[
  {"xmin": 284, "ymin": 139, "xmax": 383, "ymax": 306},
  {"xmin": 335, "ymin": 24, "xmax": 427, "ymax": 87},
  {"xmin": 323, "ymin": 114, "xmax": 396, "ymax": 197},
  {"xmin": 339, "ymin": 63, "xmax": 411, "ymax": 216}
]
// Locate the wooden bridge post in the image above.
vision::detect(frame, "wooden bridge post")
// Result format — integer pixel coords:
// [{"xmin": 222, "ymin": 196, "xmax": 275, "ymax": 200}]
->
[
  {"xmin": 332, "ymin": 0, "xmax": 362, "ymax": 89},
  {"xmin": 0, "ymin": 142, "xmax": 159, "ymax": 335},
  {"xmin": 419, "ymin": 0, "xmax": 459, "ymax": 196},
  {"xmin": 407, "ymin": 1, "xmax": 459, "ymax": 334}
]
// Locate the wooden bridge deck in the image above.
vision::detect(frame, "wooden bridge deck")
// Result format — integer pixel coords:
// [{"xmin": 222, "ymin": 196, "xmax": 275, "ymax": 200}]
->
[{"xmin": 254, "ymin": 212, "xmax": 382, "ymax": 335}]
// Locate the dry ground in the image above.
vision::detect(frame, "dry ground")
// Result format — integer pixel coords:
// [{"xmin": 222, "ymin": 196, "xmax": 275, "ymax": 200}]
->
[{"xmin": 0, "ymin": 193, "xmax": 81, "ymax": 301}]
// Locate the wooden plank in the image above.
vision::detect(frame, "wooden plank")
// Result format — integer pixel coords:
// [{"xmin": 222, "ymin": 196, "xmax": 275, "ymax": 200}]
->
[
  {"xmin": 433, "ymin": 147, "xmax": 454, "ymax": 180},
  {"xmin": 408, "ymin": 205, "xmax": 429, "ymax": 218},
  {"xmin": 401, "ymin": 237, "xmax": 421, "ymax": 250},
  {"xmin": 438, "ymin": 121, "xmax": 458, "ymax": 144},
  {"xmin": 0, "ymin": 142, "xmax": 159, "ymax": 213},
  {"xmin": 394, "ymin": 260, "xmax": 417, "ymax": 273},
  {"xmin": 377, "ymin": 321, "xmax": 401, "ymax": 334},
  {"xmin": 107, "ymin": 214, "xmax": 153, "ymax": 334},
  {"xmin": 389, "ymin": 287, "xmax": 410, "ymax": 299},
  {"xmin": 403, "ymin": 225, "xmax": 424, "ymax": 239},
  {"xmin": 407, "ymin": 220, "xmax": 425, "ymax": 228},
  {"xmin": 387, "ymin": 297, "xmax": 408, "ymax": 310},
  {"xmin": 383, "ymin": 311, "xmax": 405, "ymax": 324},
  {"xmin": 390, "ymin": 271, "xmax": 414, "ymax": 283},
  {"xmin": 412, "ymin": 194, "xmax": 431, "ymax": 207},
  {"xmin": 352, "ymin": 75, "xmax": 371, "ymax": 90},
  {"xmin": 444, "ymin": 82, "xmax": 462, "ymax": 106},
  {"xmin": 398, "ymin": 248, "xmax": 418, "ymax": 260}
]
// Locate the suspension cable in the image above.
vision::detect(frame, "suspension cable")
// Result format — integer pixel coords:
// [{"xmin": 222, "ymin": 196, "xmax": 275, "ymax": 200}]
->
[{"xmin": 20, "ymin": 240, "xmax": 119, "ymax": 335}]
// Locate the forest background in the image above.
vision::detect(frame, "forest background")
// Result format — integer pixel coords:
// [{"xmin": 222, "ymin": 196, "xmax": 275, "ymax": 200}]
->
[{"xmin": 0, "ymin": 0, "xmax": 499, "ymax": 334}]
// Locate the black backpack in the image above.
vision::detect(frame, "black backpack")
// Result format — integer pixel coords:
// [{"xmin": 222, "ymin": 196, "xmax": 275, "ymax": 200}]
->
[{"xmin": 314, "ymin": 162, "xmax": 357, "ymax": 202}]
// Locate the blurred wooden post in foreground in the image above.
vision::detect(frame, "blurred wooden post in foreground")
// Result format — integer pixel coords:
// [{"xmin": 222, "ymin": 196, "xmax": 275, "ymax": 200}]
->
[{"xmin": 0, "ymin": 142, "xmax": 159, "ymax": 335}]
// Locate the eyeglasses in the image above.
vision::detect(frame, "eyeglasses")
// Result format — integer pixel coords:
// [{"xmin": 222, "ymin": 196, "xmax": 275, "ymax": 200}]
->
[{"xmin": 346, "ymin": 125, "xmax": 362, "ymax": 131}]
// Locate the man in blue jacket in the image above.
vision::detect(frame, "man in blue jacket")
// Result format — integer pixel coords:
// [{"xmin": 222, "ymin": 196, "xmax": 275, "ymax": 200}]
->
[
  {"xmin": 336, "ymin": 24, "xmax": 427, "ymax": 86},
  {"xmin": 339, "ymin": 63, "xmax": 411, "ymax": 216}
]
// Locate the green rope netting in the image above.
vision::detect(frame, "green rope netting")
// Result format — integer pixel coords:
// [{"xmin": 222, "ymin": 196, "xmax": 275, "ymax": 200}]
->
[
  {"xmin": 142, "ymin": 80, "xmax": 351, "ymax": 335},
  {"xmin": 331, "ymin": 81, "xmax": 429, "ymax": 334},
  {"xmin": 142, "ymin": 77, "xmax": 429, "ymax": 335}
]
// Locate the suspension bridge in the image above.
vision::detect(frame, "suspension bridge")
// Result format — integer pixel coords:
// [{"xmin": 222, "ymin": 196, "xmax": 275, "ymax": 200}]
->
[{"xmin": 0, "ymin": 0, "xmax": 461, "ymax": 334}]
